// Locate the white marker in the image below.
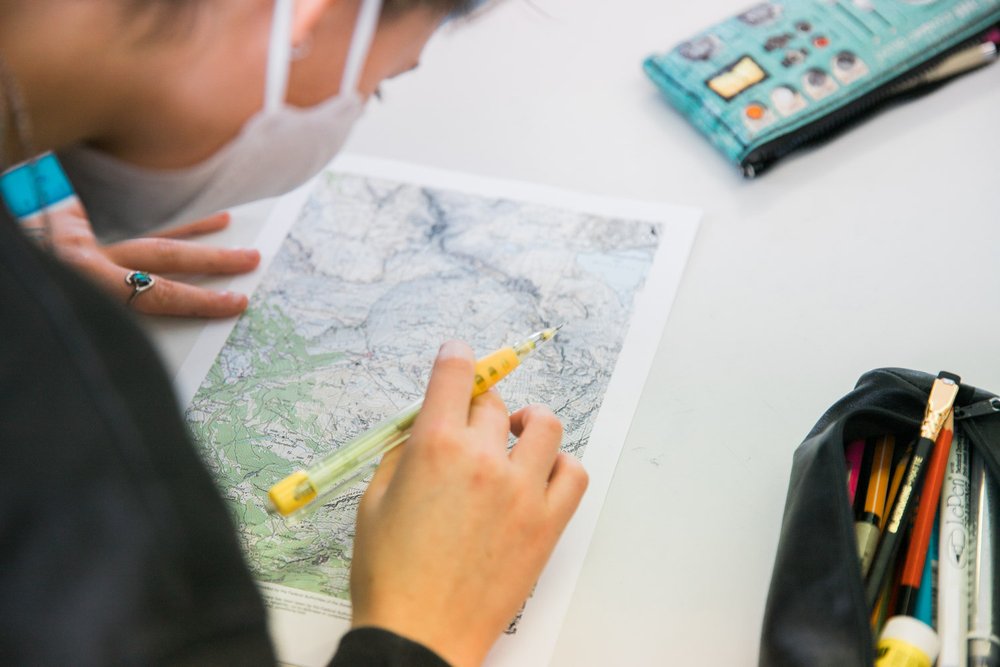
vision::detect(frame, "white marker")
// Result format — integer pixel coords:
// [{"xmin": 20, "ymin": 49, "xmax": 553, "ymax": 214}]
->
[{"xmin": 937, "ymin": 433, "xmax": 970, "ymax": 667}]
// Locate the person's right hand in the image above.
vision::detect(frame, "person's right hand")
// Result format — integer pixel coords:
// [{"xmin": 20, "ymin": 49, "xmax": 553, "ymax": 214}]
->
[{"xmin": 350, "ymin": 341, "xmax": 589, "ymax": 667}]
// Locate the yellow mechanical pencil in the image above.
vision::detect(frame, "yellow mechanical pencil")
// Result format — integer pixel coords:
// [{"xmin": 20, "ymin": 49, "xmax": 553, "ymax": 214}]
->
[{"xmin": 267, "ymin": 326, "xmax": 562, "ymax": 519}]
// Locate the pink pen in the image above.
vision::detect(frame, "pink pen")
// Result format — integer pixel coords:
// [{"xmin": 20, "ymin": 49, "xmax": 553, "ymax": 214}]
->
[{"xmin": 845, "ymin": 439, "xmax": 865, "ymax": 505}]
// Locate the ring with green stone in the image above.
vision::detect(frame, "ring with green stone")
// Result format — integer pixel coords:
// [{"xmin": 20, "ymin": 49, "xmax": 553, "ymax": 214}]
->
[{"xmin": 124, "ymin": 270, "xmax": 156, "ymax": 306}]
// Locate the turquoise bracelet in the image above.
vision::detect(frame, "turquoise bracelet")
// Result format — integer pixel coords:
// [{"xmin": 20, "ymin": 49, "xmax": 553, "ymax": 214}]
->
[{"xmin": 1, "ymin": 152, "xmax": 75, "ymax": 218}]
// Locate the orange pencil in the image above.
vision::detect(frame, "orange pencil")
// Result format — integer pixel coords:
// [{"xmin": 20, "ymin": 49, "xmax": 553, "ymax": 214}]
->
[
  {"xmin": 863, "ymin": 441, "xmax": 910, "ymax": 582},
  {"xmin": 856, "ymin": 435, "xmax": 895, "ymax": 576},
  {"xmin": 895, "ymin": 411, "xmax": 955, "ymax": 615}
]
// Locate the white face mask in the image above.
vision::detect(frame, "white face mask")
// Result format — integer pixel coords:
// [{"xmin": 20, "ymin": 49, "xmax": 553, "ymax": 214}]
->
[{"xmin": 59, "ymin": 0, "xmax": 383, "ymax": 241}]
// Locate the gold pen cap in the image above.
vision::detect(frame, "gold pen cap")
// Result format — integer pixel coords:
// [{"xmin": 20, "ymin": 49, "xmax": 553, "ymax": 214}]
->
[{"xmin": 919, "ymin": 372, "xmax": 960, "ymax": 441}]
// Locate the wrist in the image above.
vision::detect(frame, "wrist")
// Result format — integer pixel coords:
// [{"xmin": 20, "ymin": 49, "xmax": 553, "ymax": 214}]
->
[
  {"xmin": 350, "ymin": 614, "xmax": 493, "ymax": 667},
  {"xmin": 334, "ymin": 626, "xmax": 453, "ymax": 667}
]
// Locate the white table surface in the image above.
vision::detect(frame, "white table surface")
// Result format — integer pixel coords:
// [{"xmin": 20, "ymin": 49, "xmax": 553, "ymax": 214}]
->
[{"xmin": 146, "ymin": 1, "xmax": 1000, "ymax": 664}]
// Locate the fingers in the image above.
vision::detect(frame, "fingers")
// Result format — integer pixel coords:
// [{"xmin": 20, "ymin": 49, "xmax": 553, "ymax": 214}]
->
[
  {"xmin": 508, "ymin": 407, "xmax": 528, "ymax": 437},
  {"xmin": 105, "ymin": 237, "xmax": 260, "ymax": 275},
  {"xmin": 362, "ymin": 445, "xmax": 405, "ymax": 510},
  {"xmin": 509, "ymin": 405, "xmax": 586, "ymax": 524},
  {"xmin": 467, "ymin": 390, "xmax": 511, "ymax": 453},
  {"xmin": 104, "ymin": 221, "xmax": 257, "ymax": 319},
  {"xmin": 128, "ymin": 274, "xmax": 248, "ymax": 318},
  {"xmin": 151, "ymin": 212, "xmax": 231, "ymax": 239},
  {"xmin": 414, "ymin": 341, "xmax": 476, "ymax": 432},
  {"xmin": 44, "ymin": 201, "xmax": 250, "ymax": 319},
  {"xmin": 509, "ymin": 404, "xmax": 563, "ymax": 481},
  {"xmin": 545, "ymin": 452, "xmax": 588, "ymax": 525}
]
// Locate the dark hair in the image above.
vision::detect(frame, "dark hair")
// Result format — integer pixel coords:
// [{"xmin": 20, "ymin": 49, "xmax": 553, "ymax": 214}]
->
[{"xmin": 381, "ymin": 0, "xmax": 484, "ymax": 18}]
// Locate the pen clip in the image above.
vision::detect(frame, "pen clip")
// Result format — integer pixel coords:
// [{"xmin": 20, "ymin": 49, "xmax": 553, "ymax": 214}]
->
[
  {"xmin": 954, "ymin": 396, "xmax": 1000, "ymax": 421},
  {"xmin": 919, "ymin": 372, "xmax": 961, "ymax": 441}
]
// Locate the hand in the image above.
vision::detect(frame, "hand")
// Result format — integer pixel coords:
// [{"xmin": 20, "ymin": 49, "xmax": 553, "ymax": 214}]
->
[
  {"xmin": 350, "ymin": 341, "xmax": 588, "ymax": 667},
  {"xmin": 46, "ymin": 200, "xmax": 260, "ymax": 317}
]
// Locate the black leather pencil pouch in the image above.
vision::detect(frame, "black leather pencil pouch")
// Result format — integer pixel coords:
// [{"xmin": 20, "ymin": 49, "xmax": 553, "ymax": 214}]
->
[{"xmin": 758, "ymin": 367, "xmax": 1000, "ymax": 666}]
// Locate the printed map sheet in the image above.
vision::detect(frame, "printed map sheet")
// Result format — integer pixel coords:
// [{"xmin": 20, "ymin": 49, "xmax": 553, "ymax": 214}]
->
[{"xmin": 175, "ymin": 157, "xmax": 700, "ymax": 666}]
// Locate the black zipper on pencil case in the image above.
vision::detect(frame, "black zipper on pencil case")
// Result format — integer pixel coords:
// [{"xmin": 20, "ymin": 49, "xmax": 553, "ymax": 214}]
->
[
  {"xmin": 740, "ymin": 23, "xmax": 1000, "ymax": 178},
  {"xmin": 860, "ymin": 385, "xmax": 1000, "ymax": 495}
]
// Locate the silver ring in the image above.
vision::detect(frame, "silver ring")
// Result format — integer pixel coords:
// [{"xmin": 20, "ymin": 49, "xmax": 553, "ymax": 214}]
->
[{"xmin": 124, "ymin": 270, "xmax": 156, "ymax": 306}]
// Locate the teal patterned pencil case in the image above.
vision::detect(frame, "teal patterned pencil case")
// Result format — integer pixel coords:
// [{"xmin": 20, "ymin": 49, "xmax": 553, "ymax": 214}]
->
[{"xmin": 643, "ymin": 0, "xmax": 1000, "ymax": 177}]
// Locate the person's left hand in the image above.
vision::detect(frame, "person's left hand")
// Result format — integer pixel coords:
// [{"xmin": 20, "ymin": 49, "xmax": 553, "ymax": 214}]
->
[{"xmin": 47, "ymin": 200, "xmax": 260, "ymax": 317}]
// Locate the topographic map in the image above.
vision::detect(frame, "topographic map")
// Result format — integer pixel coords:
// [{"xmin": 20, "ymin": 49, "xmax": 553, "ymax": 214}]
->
[{"xmin": 185, "ymin": 170, "xmax": 663, "ymax": 606}]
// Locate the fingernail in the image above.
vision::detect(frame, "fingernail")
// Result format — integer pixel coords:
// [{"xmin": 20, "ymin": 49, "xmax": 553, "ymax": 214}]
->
[
  {"xmin": 438, "ymin": 340, "xmax": 470, "ymax": 359},
  {"xmin": 239, "ymin": 248, "xmax": 260, "ymax": 260}
]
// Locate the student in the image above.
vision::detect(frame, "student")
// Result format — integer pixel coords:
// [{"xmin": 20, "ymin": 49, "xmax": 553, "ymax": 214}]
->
[
  {"xmin": 0, "ymin": 1, "xmax": 588, "ymax": 664},
  {"xmin": 8, "ymin": 0, "xmax": 460, "ymax": 317}
]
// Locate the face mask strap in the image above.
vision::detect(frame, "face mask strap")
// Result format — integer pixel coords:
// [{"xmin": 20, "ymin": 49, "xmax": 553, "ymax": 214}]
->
[
  {"xmin": 264, "ymin": 0, "xmax": 295, "ymax": 112},
  {"xmin": 339, "ymin": 0, "xmax": 383, "ymax": 96}
]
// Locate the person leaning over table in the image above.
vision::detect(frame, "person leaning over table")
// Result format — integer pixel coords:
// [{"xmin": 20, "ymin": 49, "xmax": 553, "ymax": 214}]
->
[
  {"xmin": 2, "ymin": 0, "xmax": 470, "ymax": 318},
  {"xmin": 0, "ymin": 0, "xmax": 589, "ymax": 665}
]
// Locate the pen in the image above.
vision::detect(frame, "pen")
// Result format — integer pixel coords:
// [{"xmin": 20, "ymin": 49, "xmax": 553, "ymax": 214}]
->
[
  {"xmin": 875, "ymin": 616, "xmax": 940, "ymax": 667},
  {"xmin": 885, "ymin": 441, "xmax": 914, "ymax": 527},
  {"xmin": 267, "ymin": 326, "xmax": 562, "ymax": 519},
  {"xmin": 865, "ymin": 372, "xmax": 960, "ymax": 608},
  {"xmin": 871, "ymin": 570, "xmax": 896, "ymax": 636},
  {"xmin": 893, "ymin": 35, "xmax": 1000, "ymax": 94},
  {"xmin": 867, "ymin": 440, "xmax": 914, "ymax": 610},
  {"xmin": 937, "ymin": 432, "xmax": 970, "ymax": 667},
  {"xmin": 896, "ymin": 411, "xmax": 954, "ymax": 615},
  {"xmin": 911, "ymin": 518, "xmax": 937, "ymax": 627},
  {"xmin": 968, "ymin": 450, "xmax": 1000, "ymax": 667},
  {"xmin": 857, "ymin": 435, "xmax": 895, "ymax": 576}
]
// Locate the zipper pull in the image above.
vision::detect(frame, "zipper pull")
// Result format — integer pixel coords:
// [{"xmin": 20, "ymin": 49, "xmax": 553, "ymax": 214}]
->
[{"xmin": 954, "ymin": 397, "xmax": 1000, "ymax": 420}]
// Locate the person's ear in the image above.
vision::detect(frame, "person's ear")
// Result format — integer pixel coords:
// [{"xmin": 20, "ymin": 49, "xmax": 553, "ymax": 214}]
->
[{"xmin": 290, "ymin": 0, "xmax": 336, "ymax": 47}]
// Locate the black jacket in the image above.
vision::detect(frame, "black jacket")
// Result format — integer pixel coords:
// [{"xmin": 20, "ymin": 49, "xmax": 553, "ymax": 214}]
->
[{"xmin": 0, "ymin": 207, "xmax": 446, "ymax": 666}]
